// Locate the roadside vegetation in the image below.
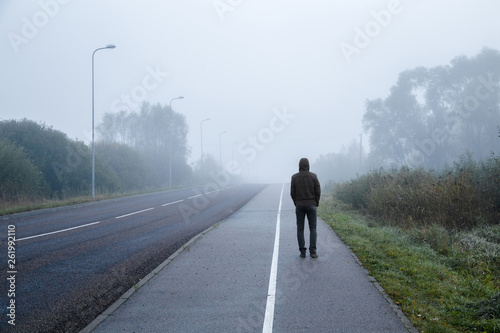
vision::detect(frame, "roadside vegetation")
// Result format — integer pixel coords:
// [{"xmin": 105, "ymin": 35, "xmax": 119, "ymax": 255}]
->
[
  {"xmin": 319, "ymin": 156, "xmax": 500, "ymax": 332},
  {"xmin": 316, "ymin": 48, "xmax": 500, "ymax": 332},
  {"xmin": 0, "ymin": 103, "xmax": 227, "ymax": 215},
  {"xmin": 0, "ymin": 192, "xmax": 144, "ymax": 217}
]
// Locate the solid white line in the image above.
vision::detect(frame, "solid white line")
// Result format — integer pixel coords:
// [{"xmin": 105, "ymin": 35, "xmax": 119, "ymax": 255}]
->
[
  {"xmin": 17, "ymin": 221, "xmax": 101, "ymax": 242},
  {"xmin": 116, "ymin": 207, "xmax": 154, "ymax": 219},
  {"xmin": 162, "ymin": 200, "xmax": 184, "ymax": 207},
  {"xmin": 262, "ymin": 183, "xmax": 284, "ymax": 333}
]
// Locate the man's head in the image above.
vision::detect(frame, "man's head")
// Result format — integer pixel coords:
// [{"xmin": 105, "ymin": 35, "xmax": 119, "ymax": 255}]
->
[{"xmin": 299, "ymin": 158, "xmax": 309, "ymax": 171}]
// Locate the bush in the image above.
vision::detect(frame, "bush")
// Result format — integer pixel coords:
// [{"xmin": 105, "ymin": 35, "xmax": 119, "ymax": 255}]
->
[
  {"xmin": 0, "ymin": 139, "xmax": 45, "ymax": 202},
  {"xmin": 465, "ymin": 154, "xmax": 500, "ymax": 211},
  {"xmin": 333, "ymin": 172, "xmax": 377, "ymax": 210},
  {"xmin": 333, "ymin": 155, "xmax": 500, "ymax": 229},
  {"xmin": 95, "ymin": 142, "xmax": 146, "ymax": 191}
]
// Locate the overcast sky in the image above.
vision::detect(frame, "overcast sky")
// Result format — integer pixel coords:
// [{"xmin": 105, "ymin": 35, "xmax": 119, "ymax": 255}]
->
[{"xmin": 1, "ymin": 1, "xmax": 499, "ymax": 182}]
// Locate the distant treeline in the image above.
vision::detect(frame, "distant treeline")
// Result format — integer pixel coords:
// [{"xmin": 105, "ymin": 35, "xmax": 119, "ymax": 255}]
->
[
  {"xmin": 0, "ymin": 103, "xmax": 207, "ymax": 204},
  {"xmin": 364, "ymin": 47, "xmax": 500, "ymax": 170},
  {"xmin": 319, "ymin": 48, "xmax": 500, "ymax": 229},
  {"xmin": 315, "ymin": 48, "xmax": 500, "ymax": 184}
]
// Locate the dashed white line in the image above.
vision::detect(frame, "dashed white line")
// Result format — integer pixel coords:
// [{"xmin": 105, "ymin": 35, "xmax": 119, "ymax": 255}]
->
[
  {"xmin": 116, "ymin": 208, "xmax": 155, "ymax": 219},
  {"xmin": 17, "ymin": 221, "xmax": 101, "ymax": 242},
  {"xmin": 262, "ymin": 183, "xmax": 284, "ymax": 333},
  {"xmin": 16, "ymin": 188, "xmax": 231, "ymax": 242},
  {"xmin": 162, "ymin": 200, "xmax": 184, "ymax": 207},
  {"xmin": 204, "ymin": 189, "xmax": 223, "ymax": 195},
  {"xmin": 188, "ymin": 187, "xmax": 229, "ymax": 199}
]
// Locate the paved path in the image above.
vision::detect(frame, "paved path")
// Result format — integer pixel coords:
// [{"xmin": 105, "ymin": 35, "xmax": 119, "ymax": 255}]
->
[
  {"xmin": 84, "ymin": 184, "xmax": 416, "ymax": 333},
  {"xmin": 1, "ymin": 184, "xmax": 264, "ymax": 332}
]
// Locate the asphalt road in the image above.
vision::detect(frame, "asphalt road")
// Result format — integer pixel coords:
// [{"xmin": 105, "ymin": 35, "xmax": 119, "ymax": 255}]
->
[
  {"xmin": 0, "ymin": 183, "xmax": 266, "ymax": 333},
  {"xmin": 90, "ymin": 184, "xmax": 415, "ymax": 332}
]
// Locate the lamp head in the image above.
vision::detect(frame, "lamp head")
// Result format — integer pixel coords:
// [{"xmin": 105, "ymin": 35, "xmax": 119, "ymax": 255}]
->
[{"xmin": 106, "ymin": 44, "xmax": 116, "ymax": 49}]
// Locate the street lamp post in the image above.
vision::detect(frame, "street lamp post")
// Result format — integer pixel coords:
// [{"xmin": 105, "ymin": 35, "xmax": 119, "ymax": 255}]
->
[
  {"xmin": 168, "ymin": 96, "xmax": 184, "ymax": 188},
  {"xmin": 219, "ymin": 130, "xmax": 227, "ymax": 170},
  {"xmin": 200, "ymin": 118, "xmax": 210, "ymax": 180},
  {"xmin": 92, "ymin": 44, "xmax": 115, "ymax": 199}
]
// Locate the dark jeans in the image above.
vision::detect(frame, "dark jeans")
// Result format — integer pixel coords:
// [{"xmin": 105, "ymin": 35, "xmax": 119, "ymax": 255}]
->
[{"xmin": 295, "ymin": 206, "xmax": 317, "ymax": 254}]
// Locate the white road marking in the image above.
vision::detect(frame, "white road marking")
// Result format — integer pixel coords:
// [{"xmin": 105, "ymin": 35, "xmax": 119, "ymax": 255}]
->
[
  {"xmin": 116, "ymin": 208, "xmax": 154, "ymax": 219},
  {"xmin": 262, "ymin": 183, "xmax": 284, "ymax": 333},
  {"xmin": 17, "ymin": 221, "xmax": 101, "ymax": 242},
  {"xmin": 161, "ymin": 200, "xmax": 184, "ymax": 207},
  {"xmin": 189, "ymin": 186, "xmax": 229, "ymax": 199},
  {"xmin": 16, "ymin": 186, "xmax": 233, "ymax": 242},
  {"xmin": 204, "ymin": 189, "xmax": 223, "ymax": 195}
]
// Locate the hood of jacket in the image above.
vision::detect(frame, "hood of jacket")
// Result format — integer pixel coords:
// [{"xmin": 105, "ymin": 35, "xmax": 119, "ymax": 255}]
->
[{"xmin": 299, "ymin": 158, "xmax": 310, "ymax": 171}]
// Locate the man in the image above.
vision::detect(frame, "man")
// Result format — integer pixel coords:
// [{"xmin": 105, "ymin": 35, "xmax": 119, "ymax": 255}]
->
[{"xmin": 290, "ymin": 158, "xmax": 321, "ymax": 258}]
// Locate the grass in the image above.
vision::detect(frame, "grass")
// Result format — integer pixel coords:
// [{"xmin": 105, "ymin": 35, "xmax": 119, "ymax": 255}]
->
[
  {"xmin": 0, "ymin": 185, "xmax": 189, "ymax": 217},
  {"xmin": 0, "ymin": 195, "xmax": 95, "ymax": 216},
  {"xmin": 0, "ymin": 193, "xmax": 121, "ymax": 216},
  {"xmin": 319, "ymin": 197, "xmax": 500, "ymax": 333}
]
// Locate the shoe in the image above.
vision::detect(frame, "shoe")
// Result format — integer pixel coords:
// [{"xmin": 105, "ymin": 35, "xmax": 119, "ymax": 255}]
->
[
  {"xmin": 310, "ymin": 253, "xmax": 318, "ymax": 258},
  {"xmin": 300, "ymin": 253, "xmax": 306, "ymax": 258}
]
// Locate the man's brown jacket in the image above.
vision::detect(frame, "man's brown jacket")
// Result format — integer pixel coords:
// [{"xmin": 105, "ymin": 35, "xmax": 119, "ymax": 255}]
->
[{"xmin": 290, "ymin": 158, "xmax": 321, "ymax": 207}]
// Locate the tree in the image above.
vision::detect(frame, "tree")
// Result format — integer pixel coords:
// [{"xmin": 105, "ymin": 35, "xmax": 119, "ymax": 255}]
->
[
  {"xmin": 191, "ymin": 154, "xmax": 219, "ymax": 184},
  {"xmin": 0, "ymin": 119, "xmax": 120, "ymax": 198},
  {"xmin": 313, "ymin": 139, "xmax": 366, "ymax": 183},
  {"xmin": 449, "ymin": 49, "xmax": 500, "ymax": 160},
  {"xmin": 0, "ymin": 139, "xmax": 44, "ymax": 202},
  {"xmin": 363, "ymin": 48, "xmax": 500, "ymax": 170},
  {"xmin": 97, "ymin": 102, "xmax": 192, "ymax": 187},
  {"xmin": 95, "ymin": 142, "xmax": 146, "ymax": 191}
]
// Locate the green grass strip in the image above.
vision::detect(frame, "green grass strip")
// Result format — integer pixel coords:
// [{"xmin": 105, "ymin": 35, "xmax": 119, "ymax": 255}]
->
[{"xmin": 319, "ymin": 197, "xmax": 500, "ymax": 333}]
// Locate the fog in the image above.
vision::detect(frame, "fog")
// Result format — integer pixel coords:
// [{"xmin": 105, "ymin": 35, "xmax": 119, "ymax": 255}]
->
[{"xmin": 2, "ymin": 1, "xmax": 500, "ymax": 184}]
